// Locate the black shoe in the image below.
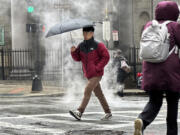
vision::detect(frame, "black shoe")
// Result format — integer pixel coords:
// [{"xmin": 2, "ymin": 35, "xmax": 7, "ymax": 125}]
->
[
  {"xmin": 69, "ymin": 110, "xmax": 82, "ymax": 121},
  {"xmin": 117, "ymin": 91, "xmax": 124, "ymax": 97}
]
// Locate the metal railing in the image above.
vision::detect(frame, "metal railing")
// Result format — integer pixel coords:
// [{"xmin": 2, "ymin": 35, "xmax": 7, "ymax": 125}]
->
[
  {"xmin": 128, "ymin": 47, "xmax": 142, "ymax": 81},
  {"xmin": 128, "ymin": 47, "xmax": 142, "ymax": 66},
  {"xmin": 0, "ymin": 49, "xmax": 33, "ymax": 80},
  {"xmin": 0, "ymin": 47, "xmax": 142, "ymax": 80}
]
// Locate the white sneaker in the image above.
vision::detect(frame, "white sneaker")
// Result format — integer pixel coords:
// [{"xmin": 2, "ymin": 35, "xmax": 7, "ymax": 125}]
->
[
  {"xmin": 69, "ymin": 110, "xmax": 82, "ymax": 121},
  {"xmin": 101, "ymin": 113, "xmax": 112, "ymax": 121},
  {"xmin": 134, "ymin": 118, "xmax": 143, "ymax": 135}
]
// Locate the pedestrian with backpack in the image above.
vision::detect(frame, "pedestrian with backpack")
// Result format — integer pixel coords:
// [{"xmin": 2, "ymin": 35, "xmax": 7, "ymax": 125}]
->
[
  {"xmin": 134, "ymin": 1, "xmax": 180, "ymax": 135},
  {"xmin": 112, "ymin": 49, "xmax": 131, "ymax": 97}
]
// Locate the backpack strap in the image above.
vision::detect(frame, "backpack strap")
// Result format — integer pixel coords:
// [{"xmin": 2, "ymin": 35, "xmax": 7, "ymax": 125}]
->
[
  {"xmin": 175, "ymin": 45, "xmax": 179, "ymax": 54},
  {"xmin": 162, "ymin": 20, "xmax": 175, "ymax": 57},
  {"xmin": 161, "ymin": 20, "xmax": 172, "ymax": 26},
  {"xmin": 168, "ymin": 46, "xmax": 176, "ymax": 57},
  {"xmin": 178, "ymin": 46, "xmax": 180, "ymax": 59},
  {"xmin": 164, "ymin": 20, "xmax": 178, "ymax": 57}
]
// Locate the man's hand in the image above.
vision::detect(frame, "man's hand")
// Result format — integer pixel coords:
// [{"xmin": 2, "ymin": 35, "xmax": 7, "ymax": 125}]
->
[{"xmin": 71, "ymin": 46, "xmax": 76, "ymax": 52}]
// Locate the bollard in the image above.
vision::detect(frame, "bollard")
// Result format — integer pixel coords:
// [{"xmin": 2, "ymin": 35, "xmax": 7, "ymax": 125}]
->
[{"xmin": 32, "ymin": 75, "xmax": 42, "ymax": 92}]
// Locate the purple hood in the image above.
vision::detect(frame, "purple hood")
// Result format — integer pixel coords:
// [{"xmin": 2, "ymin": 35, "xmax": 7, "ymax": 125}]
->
[{"xmin": 155, "ymin": 1, "xmax": 179, "ymax": 21}]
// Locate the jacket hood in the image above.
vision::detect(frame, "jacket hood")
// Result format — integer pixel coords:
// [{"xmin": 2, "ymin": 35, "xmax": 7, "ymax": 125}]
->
[{"xmin": 155, "ymin": 1, "xmax": 179, "ymax": 21}]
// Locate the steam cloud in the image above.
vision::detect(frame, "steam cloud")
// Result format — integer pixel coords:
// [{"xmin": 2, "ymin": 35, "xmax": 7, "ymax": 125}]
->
[
  {"xmin": 41, "ymin": 0, "xmax": 123, "ymax": 106},
  {"xmin": 10, "ymin": 0, "xmax": 123, "ymax": 107}
]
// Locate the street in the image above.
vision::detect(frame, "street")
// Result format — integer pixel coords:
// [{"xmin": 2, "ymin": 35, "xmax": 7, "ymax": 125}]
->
[
  {"xmin": 1, "ymin": 0, "xmax": 180, "ymax": 134},
  {"xmin": 0, "ymin": 94, "xmax": 179, "ymax": 135}
]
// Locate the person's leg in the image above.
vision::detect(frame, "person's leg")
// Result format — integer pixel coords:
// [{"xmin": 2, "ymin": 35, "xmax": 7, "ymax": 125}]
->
[
  {"xmin": 77, "ymin": 77, "xmax": 101, "ymax": 113},
  {"xmin": 117, "ymin": 69, "xmax": 127, "ymax": 97},
  {"xmin": 93, "ymin": 83, "xmax": 112, "ymax": 120},
  {"xmin": 93, "ymin": 83, "xmax": 111, "ymax": 113},
  {"xmin": 166, "ymin": 90, "xmax": 180, "ymax": 135},
  {"xmin": 134, "ymin": 90, "xmax": 163, "ymax": 135},
  {"xmin": 117, "ymin": 83, "xmax": 124, "ymax": 97},
  {"xmin": 138, "ymin": 90, "xmax": 163, "ymax": 128}
]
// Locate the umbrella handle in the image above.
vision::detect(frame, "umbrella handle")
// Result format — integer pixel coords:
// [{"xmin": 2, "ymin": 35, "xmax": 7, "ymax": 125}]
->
[{"xmin": 70, "ymin": 32, "xmax": 74, "ymax": 45}]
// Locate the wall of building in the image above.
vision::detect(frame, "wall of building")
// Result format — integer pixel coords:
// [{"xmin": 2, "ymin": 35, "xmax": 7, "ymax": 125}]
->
[
  {"xmin": 133, "ymin": 0, "xmax": 180, "ymax": 48},
  {"xmin": 133, "ymin": 0, "xmax": 152, "ymax": 47},
  {"xmin": 117, "ymin": 0, "xmax": 133, "ymax": 52},
  {"xmin": 3, "ymin": 0, "xmax": 180, "ymax": 50},
  {"xmin": 11, "ymin": 0, "xmax": 29, "ymax": 50},
  {"xmin": 0, "ymin": 0, "xmax": 11, "ymax": 49}
]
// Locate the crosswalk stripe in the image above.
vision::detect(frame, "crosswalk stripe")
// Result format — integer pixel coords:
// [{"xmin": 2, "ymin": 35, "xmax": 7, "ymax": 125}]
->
[{"xmin": 0, "ymin": 110, "xmax": 179, "ymax": 134}]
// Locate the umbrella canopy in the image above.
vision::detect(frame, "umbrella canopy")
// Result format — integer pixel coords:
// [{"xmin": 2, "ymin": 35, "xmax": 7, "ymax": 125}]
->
[{"xmin": 46, "ymin": 18, "xmax": 95, "ymax": 38}]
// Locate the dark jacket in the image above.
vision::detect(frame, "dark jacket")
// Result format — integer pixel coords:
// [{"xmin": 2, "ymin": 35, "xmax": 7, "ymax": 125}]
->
[
  {"xmin": 142, "ymin": 1, "xmax": 180, "ymax": 93},
  {"xmin": 71, "ymin": 37, "xmax": 110, "ymax": 79},
  {"xmin": 112, "ymin": 55, "xmax": 128, "ymax": 83}
]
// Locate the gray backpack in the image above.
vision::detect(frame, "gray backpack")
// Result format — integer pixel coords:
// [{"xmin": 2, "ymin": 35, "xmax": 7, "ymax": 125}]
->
[{"xmin": 139, "ymin": 20, "xmax": 176, "ymax": 63}]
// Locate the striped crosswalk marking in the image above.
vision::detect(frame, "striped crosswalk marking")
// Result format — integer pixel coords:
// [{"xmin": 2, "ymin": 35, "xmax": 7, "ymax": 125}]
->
[{"xmin": 0, "ymin": 109, "xmax": 179, "ymax": 134}]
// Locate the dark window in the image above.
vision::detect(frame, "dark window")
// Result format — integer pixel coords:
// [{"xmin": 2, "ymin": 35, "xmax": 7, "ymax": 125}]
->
[{"xmin": 0, "ymin": 26, "xmax": 5, "ymax": 46}]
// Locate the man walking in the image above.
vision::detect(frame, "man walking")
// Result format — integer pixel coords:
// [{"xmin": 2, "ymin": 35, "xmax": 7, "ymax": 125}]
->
[{"xmin": 69, "ymin": 26, "xmax": 112, "ymax": 121}]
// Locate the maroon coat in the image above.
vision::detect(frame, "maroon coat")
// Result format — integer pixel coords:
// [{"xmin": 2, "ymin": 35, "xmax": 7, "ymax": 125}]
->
[
  {"xmin": 142, "ymin": 1, "xmax": 180, "ymax": 93},
  {"xmin": 71, "ymin": 37, "xmax": 110, "ymax": 79}
]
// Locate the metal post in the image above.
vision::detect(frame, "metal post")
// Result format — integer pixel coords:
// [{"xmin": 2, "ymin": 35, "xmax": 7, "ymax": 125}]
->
[
  {"xmin": 31, "ymin": 27, "xmax": 43, "ymax": 92},
  {"xmin": 151, "ymin": 0, "xmax": 153, "ymax": 20},
  {"xmin": 133, "ymin": 47, "xmax": 137, "ymax": 82},
  {"xmin": 132, "ymin": 0, "xmax": 137, "ymax": 82},
  {"xmin": 1, "ymin": 49, "xmax": 5, "ymax": 80},
  {"xmin": 61, "ymin": 7, "xmax": 64, "ymax": 88},
  {"xmin": 106, "ymin": 40, "xmax": 109, "ymax": 49}
]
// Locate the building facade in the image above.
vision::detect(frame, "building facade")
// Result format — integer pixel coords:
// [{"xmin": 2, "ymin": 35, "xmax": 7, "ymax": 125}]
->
[
  {"xmin": 2, "ymin": 0, "xmax": 180, "ymax": 50},
  {"xmin": 0, "ymin": 0, "xmax": 11, "ymax": 49},
  {"xmin": 132, "ymin": 0, "xmax": 180, "ymax": 48},
  {"xmin": 0, "ymin": 0, "xmax": 180, "ymax": 81}
]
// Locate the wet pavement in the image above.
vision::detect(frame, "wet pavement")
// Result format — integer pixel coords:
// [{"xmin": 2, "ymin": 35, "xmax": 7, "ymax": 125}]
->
[
  {"xmin": 64, "ymin": 130, "xmax": 124, "ymax": 135},
  {"xmin": 0, "ymin": 94, "xmax": 179, "ymax": 135}
]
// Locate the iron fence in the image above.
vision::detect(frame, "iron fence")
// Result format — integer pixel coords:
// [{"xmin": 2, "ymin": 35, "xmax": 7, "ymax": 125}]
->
[
  {"xmin": 0, "ymin": 49, "xmax": 33, "ymax": 80},
  {"xmin": 0, "ymin": 47, "xmax": 142, "ymax": 80},
  {"xmin": 128, "ymin": 47, "xmax": 142, "ymax": 65}
]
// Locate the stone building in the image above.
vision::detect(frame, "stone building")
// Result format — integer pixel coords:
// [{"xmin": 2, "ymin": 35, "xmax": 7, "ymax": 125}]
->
[
  {"xmin": 132, "ymin": 0, "xmax": 180, "ymax": 48},
  {"xmin": 0, "ymin": 0, "xmax": 11, "ymax": 49},
  {"xmin": 0, "ymin": 0, "xmax": 180, "ymax": 81},
  {"xmin": 132, "ymin": 0, "xmax": 153, "ymax": 48},
  {"xmin": 2, "ymin": 0, "xmax": 180, "ymax": 50}
]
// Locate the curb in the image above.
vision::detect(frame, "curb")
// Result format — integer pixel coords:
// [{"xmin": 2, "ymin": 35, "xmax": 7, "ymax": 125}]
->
[
  {"xmin": 0, "ymin": 82, "xmax": 147, "ymax": 98},
  {"xmin": 124, "ymin": 92, "xmax": 148, "ymax": 96},
  {"xmin": 0, "ymin": 91, "xmax": 147, "ymax": 98},
  {"xmin": 0, "ymin": 92, "xmax": 65, "ymax": 98}
]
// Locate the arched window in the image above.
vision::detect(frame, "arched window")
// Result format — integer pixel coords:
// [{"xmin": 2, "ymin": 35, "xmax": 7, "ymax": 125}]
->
[
  {"xmin": 139, "ymin": 11, "xmax": 150, "ymax": 36},
  {"xmin": 0, "ymin": 26, "xmax": 4, "ymax": 46}
]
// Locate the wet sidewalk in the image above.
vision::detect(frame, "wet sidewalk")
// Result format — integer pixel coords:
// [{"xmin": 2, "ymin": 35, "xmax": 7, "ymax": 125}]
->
[
  {"xmin": 0, "ymin": 80, "xmax": 65, "ymax": 97},
  {"xmin": 0, "ymin": 80, "xmax": 146, "ymax": 97}
]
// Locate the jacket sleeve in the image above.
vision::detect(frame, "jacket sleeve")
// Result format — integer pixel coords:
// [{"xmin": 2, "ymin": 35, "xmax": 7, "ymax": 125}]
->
[
  {"xmin": 96, "ymin": 43, "xmax": 110, "ymax": 71},
  {"xmin": 71, "ymin": 45, "xmax": 81, "ymax": 61},
  {"xmin": 174, "ymin": 23, "xmax": 180, "ymax": 48}
]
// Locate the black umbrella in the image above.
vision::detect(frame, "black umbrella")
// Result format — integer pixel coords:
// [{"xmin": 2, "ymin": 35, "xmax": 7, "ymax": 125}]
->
[{"xmin": 46, "ymin": 18, "xmax": 95, "ymax": 38}]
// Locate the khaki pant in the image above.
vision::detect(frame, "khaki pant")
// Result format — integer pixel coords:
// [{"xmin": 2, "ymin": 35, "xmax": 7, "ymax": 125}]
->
[{"xmin": 78, "ymin": 76, "xmax": 111, "ymax": 113}]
